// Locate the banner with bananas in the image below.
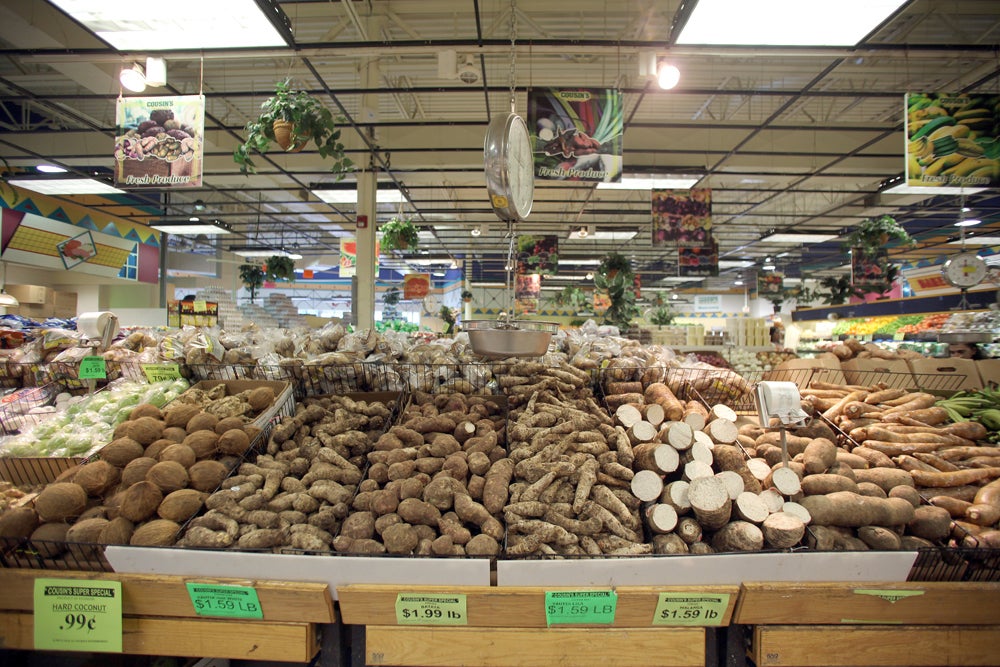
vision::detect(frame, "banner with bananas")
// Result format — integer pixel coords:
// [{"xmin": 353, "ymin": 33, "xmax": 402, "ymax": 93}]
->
[{"xmin": 906, "ymin": 93, "xmax": 1000, "ymax": 189}]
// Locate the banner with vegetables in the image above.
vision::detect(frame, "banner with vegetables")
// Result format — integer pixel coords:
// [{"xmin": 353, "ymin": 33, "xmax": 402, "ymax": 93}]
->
[
  {"xmin": 528, "ymin": 89, "xmax": 622, "ymax": 182},
  {"xmin": 515, "ymin": 273, "xmax": 541, "ymax": 315},
  {"xmin": 516, "ymin": 234, "xmax": 558, "ymax": 275},
  {"xmin": 905, "ymin": 92, "xmax": 1000, "ymax": 189},
  {"xmin": 678, "ymin": 239, "xmax": 719, "ymax": 277},
  {"xmin": 757, "ymin": 272, "xmax": 784, "ymax": 296},
  {"xmin": 339, "ymin": 237, "xmax": 378, "ymax": 278},
  {"xmin": 652, "ymin": 188, "xmax": 712, "ymax": 247},
  {"xmin": 114, "ymin": 95, "xmax": 204, "ymax": 188}
]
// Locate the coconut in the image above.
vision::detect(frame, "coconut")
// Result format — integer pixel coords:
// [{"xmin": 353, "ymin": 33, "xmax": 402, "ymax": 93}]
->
[
  {"xmin": 158, "ymin": 443, "xmax": 197, "ymax": 468},
  {"xmin": 54, "ymin": 464, "xmax": 81, "ymax": 484},
  {"xmin": 146, "ymin": 460, "xmax": 189, "ymax": 493},
  {"xmin": 73, "ymin": 460, "xmax": 121, "ymax": 496},
  {"xmin": 78, "ymin": 505, "xmax": 109, "ymax": 521},
  {"xmin": 30, "ymin": 523, "xmax": 70, "ymax": 557},
  {"xmin": 66, "ymin": 517, "xmax": 109, "ymax": 543},
  {"xmin": 188, "ymin": 460, "xmax": 229, "ymax": 493},
  {"xmin": 98, "ymin": 517, "xmax": 134, "ymax": 545},
  {"xmin": 130, "ymin": 519, "xmax": 180, "ymax": 546},
  {"xmin": 182, "ymin": 430, "xmax": 219, "ymax": 459},
  {"xmin": 100, "ymin": 437, "xmax": 145, "ymax": 467},
  {"xmin": 247, "ymin": 386, "xmax": 275, "ymax": 412},
  {"xmin": 113, "ymin": 420, "xmax": 134, "ymax": 439},
  {"xmin": 128, "ymin": 416, "xmax": 166, "ymax": 446},
  {"xmin": 161, "ymin": 427, "xmax": 188, "ymax": 443},
  {"xmin": 117, "ymin": 481, "xmax": 163, "ymax": 522},
  {"xmin": 129, "ymin": 403, "xmax": 163, "ymax": 421},
  {"xmin": 215, "ymin": 416, "xmax": 247, "ymax": 435},
  {"xmin": 217, "ymin": 429, "xmax": 251, "ymax": 456},
  {"xmin": 0, "ymin": 506, "xmax": 40, "ymax": 538},
  {"xmin": 144, "ymin": 439, "xmax": 174, "ymax": 460},
  {"xmin": 157, "ymin": 489, "xmax": 206, "ymax": 522},
  {"xmin": 187, "ymin": 412, "xmax": 220, "ymax": 433},
  {"xmin": 34, "ymin": 483, "xmax": 88, "ymax": 522},
  {"xmin": 120, "ymin": 457, "xmax": 158, "ymax": 488},
  {"xmin": 164, "ymin": 403, "xmax": 200, "ymax": 428}
]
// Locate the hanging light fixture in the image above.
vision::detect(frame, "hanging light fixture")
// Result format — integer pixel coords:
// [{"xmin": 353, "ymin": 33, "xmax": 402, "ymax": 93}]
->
[
  {"xmin": 657, "ymin": 62, "xmax": 681, "ymax": 90},
  {"xmin": 0, "ymin": 262, "xmax": 19, "ymax": 308},
  {"xmin": 119, "ymin": 62, "xmax": 146, "ymax": 92},
  {"xmin": 144, "ymin": 57, "xmax": 167, "ymax": 87}
]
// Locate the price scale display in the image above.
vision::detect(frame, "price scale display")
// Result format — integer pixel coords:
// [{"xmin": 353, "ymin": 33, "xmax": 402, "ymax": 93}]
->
[
  {"xmin": 652, "ymin": 592, "xmax": 730, "ymax": 626},
  {"xmin": 395, "ymin": 593, "xmax": 467, "ymax": 625},
  {"xmin": 34, "ymin": 579, "xmax": 123, "ymax": 653},
  {"xmin": 186, "ymin": 583, "xmax": 263, "ymax": 619}
]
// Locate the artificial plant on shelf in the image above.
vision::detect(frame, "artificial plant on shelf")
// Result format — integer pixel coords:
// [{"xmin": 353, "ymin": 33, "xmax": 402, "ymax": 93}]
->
[
  {"xmin": 552, "ymin": 285, "xmax": 590, "ymax": 313},
  {"xmin": 264, "ymin": 255, "xmax": 296, "ymax": 283},
  {"xmin": 380, "ymin": 216, "xmax": 420, "ymax": 252},
  {"xmin": 233, "ymin": 79, "xmax": 352, "ymax": 178},
  {"xmin": 818, "ymin": 275, "xmax": 854, "ymax": 305},
  {"xmin": 645, "ymin": 292, "xmax": 676, "ymax": 328},
  {"xmin": 239, "ymin": 263, "xmax": 265, "ymax": 304},
  {"xmin": 595, "ymin": 271, "xmax": 640, "ymax": 333}
]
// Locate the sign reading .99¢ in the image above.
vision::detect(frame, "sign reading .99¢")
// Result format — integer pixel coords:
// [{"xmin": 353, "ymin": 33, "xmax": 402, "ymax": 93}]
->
[{"xmin": 33, "ymin": 579, "xmax": 123, "ymax": 653}]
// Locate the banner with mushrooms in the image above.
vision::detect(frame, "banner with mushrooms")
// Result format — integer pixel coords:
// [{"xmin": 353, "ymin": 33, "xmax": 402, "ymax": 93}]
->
[{"xmin": 114, "ymin": 95, "xmax": 205, "ymax": 188}]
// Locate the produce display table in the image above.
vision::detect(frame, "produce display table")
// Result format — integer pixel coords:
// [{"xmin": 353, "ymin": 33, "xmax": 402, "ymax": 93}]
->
[
  {"xmin": 0, "ymin": 568, "xmax": 338, "ymax": 664},
  {"xmin": 733, "ymin": 581, "xmax": 1000, "ymax": 667},
  {"xmin": 337, "ymin": 583, "xmax": 739, "ymax": 667}
]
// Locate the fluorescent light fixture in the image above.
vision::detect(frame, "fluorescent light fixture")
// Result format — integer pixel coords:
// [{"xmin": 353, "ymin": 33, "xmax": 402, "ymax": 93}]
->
[
  {"xmin": 36, "ymin": 164, "xmax": 67, "ymax": 174},
  {"xmin": 119, "ymin": 62, "xmax": 146, "ymax": 92},
  {"xmin": 558, "ymin": 259, "xmax": 601, "ymax": 266},
  {"xmin": 312, "ymin": 188, "xmax": 406, "ymax": 204},
  {"xmin": 719, "ymin": 260, "xmax": 754, "ymax": 269},
  {"xmin": 948, "ymin": 236, "xmax": 1000, "ymax": 245},
  {"xmin": 48, "ymin": 0, "xmax": 288, "ymax": 50},
  {"xmin": 675, "ymin": 0, "xmax": 906, "ymax": 46},
  {"xmin": 955, "ymin": 218, "xmax": 982, "ymax": 227},
  {"xmin": 657, "ymin": 63, "xmax": 681, "ymax": 90},
  {"xmin": 762, "ymin": 263, "xmax": 776, "ymax": 270},
  {"xmin": 734, "ymin": 280, "xmax": 744, "ymax": 286},
  {"xmin": 8, "ymin": 178, "xmax": 125, "ymax": 195},
  {"xmin": 881, "ymin": 183, "xmax": 987, "ymax": 196},
  {"xmin": 231, "ymin": 248, "xmax": 302, "ymax": 260},
  {"xmin": 152, "ymin": 219, "xmax": 232, "ymax": 235},
  {"xmin": 660, "ymin": 277, "xmax": 695, "ymax": 283},
  {"xmin": 566, "ymin": 230, "xmax": 639, "ymax": 242},
  {"xmin": 760, "ymin": 233, "xmax": 837, "ymax": 244},
  {"xmin": 597, "ymin": 175, "xmax": 701, "ymax": 190}
]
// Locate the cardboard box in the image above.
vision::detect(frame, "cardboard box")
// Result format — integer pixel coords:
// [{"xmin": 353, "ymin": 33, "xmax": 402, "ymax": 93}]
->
[
  {"xmin": 907, "ymin": 357, "xmax": 981, "ymax": 392},
  {"xmin": 5, "ymin": 285, "xmax": 50, "ymax": 305},
  {"xmin": 773, "ymin": 352, "xmax": 847, "ymax": 387},
  {"xmin": 840, "ymin": 358, "xmax": 917, "ymax": 389},
  {"xmin": 53, "ymin": 291, "xmax": 77, "ymax": 310},
  {"xmin": 975, "ymin": 359, "xmax": 1000, "ymax": 387}
]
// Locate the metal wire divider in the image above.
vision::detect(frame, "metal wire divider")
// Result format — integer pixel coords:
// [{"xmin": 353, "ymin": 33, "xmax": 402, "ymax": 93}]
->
[{"xmin": 908, "ymin": 547, "xmax": 1000, "ymax": 582}]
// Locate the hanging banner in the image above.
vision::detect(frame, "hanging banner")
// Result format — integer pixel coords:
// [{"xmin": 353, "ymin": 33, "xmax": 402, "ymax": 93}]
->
[
  {"xmin": 516, "ymin": 234, "xmax": 559, "ymax": 275},
  {"xmin": 905, "ymin": 92, "xmax": 1000, "ymax": 190},
  {"xmin": 115, "ymin": 95, "xmax": 205, "ymax": 188},
  {"xmin": 515, "ymin": 274, "xmax": 541, "ymax": 315},
  {"xmin": 678, "ymin": 239, "xmax": 719, "ymax": 277},
  {"xmin": 339, "ymin": 237, "xmax": 378, "ymax": 277},
  {"xmin": 403, "ymin": 273, "xmax": 430, "ymax": 300},
  {"xmin": 851, "ymin": 248, "xmax": 888, "ymax": 285},
  {"xmin": 652, "ymin": 189, "xmax": 712, "ymax": 247},
  {"xmin": 758, "ymin": 272, "xmax": 784, "ymax": 297},
  {"xmin": 528, "ymin": 89, "xmax": 623, "ymax": 182}
]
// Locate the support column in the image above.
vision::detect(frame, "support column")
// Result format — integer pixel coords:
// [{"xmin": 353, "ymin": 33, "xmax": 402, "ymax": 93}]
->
[{"xmin": 354, "ymin": 169, "xmax": 376, "ymax": 330}]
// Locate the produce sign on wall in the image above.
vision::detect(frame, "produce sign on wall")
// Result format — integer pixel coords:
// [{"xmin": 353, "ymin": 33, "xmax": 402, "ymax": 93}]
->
[
  {"xmin": 516, "ymin": 234, "xmax": 558, "ymax": 275},
  {"xmin": 652, "ymin": 189, "xmax": 712, "ymax": 247},
  {"xmin": 758, "ymin": 272, "xmax": 784, "ymax": 296},
  {"xmin": 515, "ymin": 273, "xmax": 541, "ymax": 315},
  {"xmin": 905, "ymin": 92, "xmax": 1000, "ymax": 190},
  {"xmin": 403, "ymin": 273, "xmax": 430, "ymax": 300},
  {"xmin": 678, "ymin": 239, "xmax": 719, "ymax": 277},
  {"xmin": 56, "ymin": 230, "xmax": 97, "ymax": 269},
  {"xmin": 114, "ymin": 95, "xmax": 205, "ymax": 188},
  {"xmin": 528, "ymin": 89, "xmax": 623, "ymax": 182}
]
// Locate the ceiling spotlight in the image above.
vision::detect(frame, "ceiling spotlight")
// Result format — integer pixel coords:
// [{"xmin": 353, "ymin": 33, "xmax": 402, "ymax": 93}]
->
[
  {"xmin": 762, "ymin": 263, "xmax": 776, "ymax": 270},
  {"xmin": 193, "ymin": 200, "xmax": 206, "ymax": 211},
  {"xmin": 657, "ymin": 62, "xmax": 681, "ymax": 90},
  {"xmin": 586, "ymin": 272, "xmax": 594, "ymax": 280},
  {"xmin": 470, "ymin": 226, "xmax": 481, "ymax": 237},
  {"xmin": 119, "ymin": 62, "xmax": 146, "ymax": 92},
  {"xmin": 577, "ymin": 226, "xmax": 589, "ymax": 238},
  {"xmin": 735, "ymin": 280, "xmax": 744, "ymax": 286}
]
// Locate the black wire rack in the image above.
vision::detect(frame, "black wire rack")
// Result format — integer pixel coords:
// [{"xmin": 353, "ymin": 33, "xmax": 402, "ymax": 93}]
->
[{"xmin": 908, "ymin": 546, "xmax": 1000, "ymax": 582}]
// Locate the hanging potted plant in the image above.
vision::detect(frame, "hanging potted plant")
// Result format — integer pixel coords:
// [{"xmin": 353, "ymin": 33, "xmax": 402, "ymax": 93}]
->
[
  {"xmin": 233, "ymin": 79, "xmax": 352, "ymax": 178},
  {"xmin": 461, "ymin": 288, "xmax": 474, "ymax": 303},
  {"xmin": 845, "ymin": 215, "xmax": 916, "ymax": 259},
  {"xmin": 380, "ymin": 216, "xmax": 419, "ymax": 252},
  {"xmin": 597, "ymin": 251, "xmax": 633, "ymax": 280},
  {"xmin": 239, "ymin": 263, "xmax": 265, "ymax": 304},
  {"xmin": 264, "ymin": 255, "xmax": 296, "ymax": 283},
  {"xmin": 383, "ymin": 286, "xmax": 401, "ymax": 306},
  {"xmin": 595, "ymin": 271, "xmax": 640, "ymax": 333}
]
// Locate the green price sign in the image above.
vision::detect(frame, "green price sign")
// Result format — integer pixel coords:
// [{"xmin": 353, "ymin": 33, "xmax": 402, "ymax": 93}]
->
[
  {"xmin": 544, "ymin": 590, "xmax": 617, "ymax": 626},
  {"xmin": 78, "ymin": 356, "xmax": 106, "ymax": 380},
  {"xmin": 395, "ymin": 593, "xmax": 467, "ymax": 625},
  {"xmin": 141, "ymin": 363, "xmax": 182, "ymax": 383},
  {"xmin": 186, "ymin": 583, "xmax": 263, "ymax": 619},
  {"xmin": 893, "ymin": 332, "xmax": 906, "ymax": 341},
  {"xmin": 193, "ymin": 299, "xmax": 208, "ymax": 312},
  {"xmin": 652, "ymin": 592, "xmax": 730, "ymax": 626},
  {"xmin": 853, "ymin": 589, "xmax": 925, "ymax": 603},
  {"xmin": 34, "ymin": 578, "xmax": 122, "ymax": 653}
]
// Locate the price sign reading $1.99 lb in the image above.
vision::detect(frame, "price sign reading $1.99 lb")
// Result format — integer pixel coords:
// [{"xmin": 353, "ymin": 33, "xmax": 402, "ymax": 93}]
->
[
  {"xmin": 395, "ymin": 593, "xmax": 467, "ymax": 625},
  {"xmin": 186, "ymin": 583, "xmax": 263, "ymax": 619},
  {"xmin": 652, "ymin": 592, "xmax": 730, "ymax": 626},
  {"xmin": 34, "ymin": 578, "xmax": 123, "ymax": 653},
  {"xmin": 544, "ymin": 590, "xmax": 617, "ymax": 626}
]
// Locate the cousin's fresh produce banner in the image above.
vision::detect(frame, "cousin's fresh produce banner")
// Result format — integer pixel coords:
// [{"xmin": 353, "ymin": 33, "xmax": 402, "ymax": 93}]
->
[
  {"xmin": 528, "ymin": 89, "xmax": 623, "ymax": 182},
  {"xmin": 115, "ymin": 95, "xmax": 204, "ymax": 188},
  {"xmin": 905, "ymin": 92, "xmax": 1000, "ymax": 189},
  {"xmin": 652, "ymin": 189, "xmax": 712, "ymax": 247},
  {"xmin": 516, "ymin": 234, "xmax": 558, "ymax": 275}
]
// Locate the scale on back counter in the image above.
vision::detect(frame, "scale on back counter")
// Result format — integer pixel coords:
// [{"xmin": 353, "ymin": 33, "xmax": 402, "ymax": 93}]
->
[{"xmin": 755, "ymin": 381, "xmax": 810, "ymax": 496}]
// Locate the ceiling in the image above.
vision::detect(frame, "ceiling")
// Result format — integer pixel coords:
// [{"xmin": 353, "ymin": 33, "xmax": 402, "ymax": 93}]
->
[{"xmin": 1, "ymin": 0, "xmax": 1000, "ymax": 293}]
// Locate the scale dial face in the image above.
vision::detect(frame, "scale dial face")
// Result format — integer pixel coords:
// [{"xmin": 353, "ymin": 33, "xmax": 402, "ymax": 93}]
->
[
  {"xmin": 942, "ymin": 251, "xmax": 988, "ymax": 288},
  {"xmin": 484, "ymin": 113, "xmax": 534, "ymax": 222}
]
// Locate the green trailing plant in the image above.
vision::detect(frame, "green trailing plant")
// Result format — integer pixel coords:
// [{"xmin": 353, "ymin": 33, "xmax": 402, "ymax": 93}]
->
[
  {"xmin": 647, "ymin": 302, "xmax": 676, "ymax": 327},
  {"xmin": 380, "ymin": 216, "xmax": 420, "ymax": 252},
  {"xmin": 461, "ymin": 288, "xmax": 473, "ymax": 302},
  {"xmin": 382, "ymin": 286, "xmax": 401, "ymax": 305},
  {"xmin": 597, "ymin": 251, "xmax": 633, "ymax": 279},
  {"xmin": 552, "ymin": 285, "xmax": 590, "ymax": 312},
  {"xmin": 595, "ymin": 271, "xmax": 640, "ymax": 333},
  {"xmin": 233, "ymin": 79, "xmax": 352, "ymax": 178},
  {"xmin": 439, "ymin": 305, "xmax": 459, "ymax": 334},
  {"xmin": 264, "ymin": 255, "xmax": 296, "ymax": 282},
  {"xmin": 239, "ymin": 263, "xmax": 265, "ymax": 304},
  {"xmin": 845, "ymin": 215, "xmax": 915, "ymax": 258},
  {"xmin": 818, "ymin": 275, "xmax": 854, "ymax": 306}
]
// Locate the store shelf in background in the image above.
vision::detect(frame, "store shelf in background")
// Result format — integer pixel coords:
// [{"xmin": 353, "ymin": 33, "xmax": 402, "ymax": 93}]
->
[{"xmin": 791, "ymin": 290, "xmax": 997, "ymax": 323}]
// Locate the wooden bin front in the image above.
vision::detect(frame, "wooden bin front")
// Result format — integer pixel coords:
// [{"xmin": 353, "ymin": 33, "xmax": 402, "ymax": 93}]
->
[
  {"xmin": 0, "ymin": 569, "xmax": 334, "ymax": 663},
  {"xmin": 735, "ymin": 581, "xmax": 1000, "ymax": 667},
  {"xmin": 338, "ymin": 584, "xmax": 738, "ymax": 667}
]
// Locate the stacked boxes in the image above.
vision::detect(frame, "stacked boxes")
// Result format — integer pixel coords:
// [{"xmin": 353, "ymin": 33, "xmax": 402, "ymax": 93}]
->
[
  {"xmin": 196, "ymin": 286, "xmax": 246, "ymax": 330},
  {"xmin": 726, "ymin": 317, "xmax": 770, "ymax": 347},
  {"xmin": 3, "ymin": 285, "xmax": 76, "ymax": 319},
  {"xmin": 263, "ymin": 293, "xmax": 307, "ymax": 328}
]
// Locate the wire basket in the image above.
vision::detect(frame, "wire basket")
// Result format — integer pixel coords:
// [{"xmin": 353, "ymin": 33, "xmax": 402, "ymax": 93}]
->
[{"xmin": 908, "ymin": 546, "xmax": 1000, "ymax": 582}]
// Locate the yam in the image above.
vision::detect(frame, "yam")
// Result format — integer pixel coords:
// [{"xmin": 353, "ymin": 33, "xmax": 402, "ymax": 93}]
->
[
  {"xmin": 645, "ymin": 503, "xmax": 678, "ymax": 534},
  {"xmin": 802, "ymin": 438, "xmax": 838, "ymax": 474},
  {"xmin": 711, "ymin": 520, "xmax": 764, "ymax": 552},
  {"xmin": 852, "ymin": 468, "xmax": 914, "ymax": 493},
  {"xmin": 907, "ymin": 505, "xmax": 952, "ymax": 541},
  {"xmin": 801, "ymin": 474, "xmax": 858, "ymax": 496},
  {"xmin": 762, "ymin": 512, "xmax": 806, "ymax": 549},
  {"xmin": 734, "ymin": 491, "xmax": 769, "ymax": 523},
  {"xmin": 857, "ymin": 526, "xmax": 902, "ymax": 550},
  {"xmin": 630, "ymin": 469, "xmax": 665, "ymax": 503},
  {"xmin": 688, "ymin": 476, "xmax": 732, "ymax": 530}
]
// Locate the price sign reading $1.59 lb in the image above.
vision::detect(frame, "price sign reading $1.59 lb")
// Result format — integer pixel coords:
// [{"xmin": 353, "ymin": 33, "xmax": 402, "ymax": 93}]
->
[
  {"xmin": 186, "ymin": 583, "xmax": 263, "ymax": 619},
  {"xmin": 395, "ymin": 593, "xmax": 467, "ymax": 625},
  {"xmin": 34, "ymin": 578, "xmax": 123, "ymax": 653},
  {"xmin": 544, "ymin": 590, "xmax": 617, "ymax": 626},
  {"xmin": 652, "ymin": 592, "xmax": 730, "ymax": 626}
]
